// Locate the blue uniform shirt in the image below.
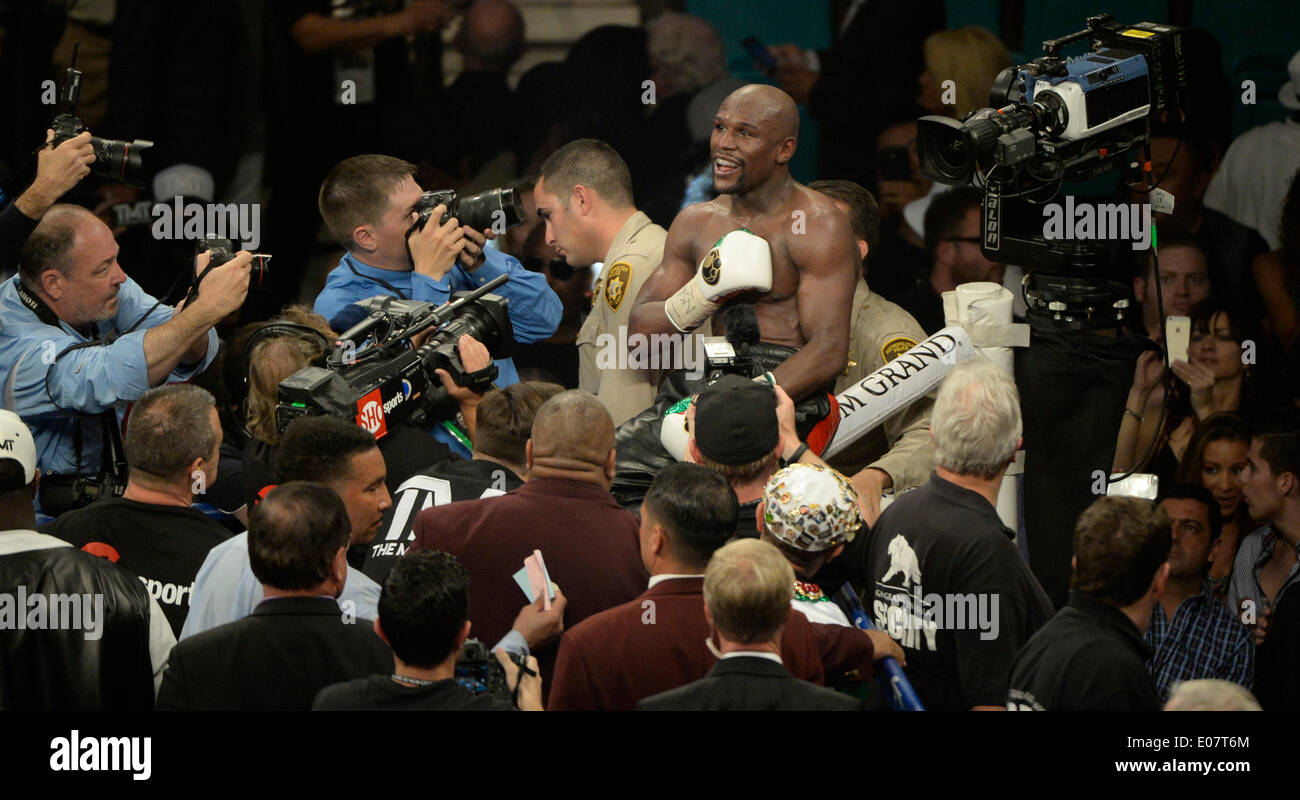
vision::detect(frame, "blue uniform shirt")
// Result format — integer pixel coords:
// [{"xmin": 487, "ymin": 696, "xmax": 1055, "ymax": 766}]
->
[
  {"xmin": 0, "ymin": 274, "xmax": 218, "ymax": 475},
  {"xmin": 313, "ymin": 249, "xmax": 561, "ymax": 454}
]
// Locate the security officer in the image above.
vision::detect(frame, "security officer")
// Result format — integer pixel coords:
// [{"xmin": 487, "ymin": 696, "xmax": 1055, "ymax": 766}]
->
[
  {"xmin": 810, "ymin": 180, "xmax": 935, "ymax": 523},
  {"xmin": 535, "ymin": 139, "xmax": 668, "ymax": 426}
]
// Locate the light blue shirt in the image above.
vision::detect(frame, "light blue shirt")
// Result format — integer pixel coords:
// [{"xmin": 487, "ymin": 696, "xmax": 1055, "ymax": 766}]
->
[
  {"xmin": 180, "ymin": 531, "xmax": 529, "ymax": 656},
  {"xmin": 180, "ymin": 531, "xmax": 381, "ymax": 640},
  {"xmin": 0, "ymin": 274, "xmax": 218, "ymax": 475}
]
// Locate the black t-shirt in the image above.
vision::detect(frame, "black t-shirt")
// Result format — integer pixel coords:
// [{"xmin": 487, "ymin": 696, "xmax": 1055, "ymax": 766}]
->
[
  {"xmin": 733, "ymin": 498, "xmax": 760, "ymax": 540},
  {"xmin": 1006, "ymin": 590, "xmax": 1163, "ymax": 711},
  {"xmin": 313, "ymin": 674, "xmax": 515, "ymax": 711},
  {"xmin": 862, "ymin": 474, "xmax": 1055, "ymax": 710},
  {"xmin": 44, "ymin": 497, "xmax": 233, "ymax": 637},
  {"xmin": 274, "ymin": 0, "xmax": 414, "ymax": 113},
  {"xmin": 1253, "ymin": 585, "xmax": 1300, "ymax": 711},
  {"xmin": 362, "ymin": 459, "xmax": 524, "ymax": 584}
]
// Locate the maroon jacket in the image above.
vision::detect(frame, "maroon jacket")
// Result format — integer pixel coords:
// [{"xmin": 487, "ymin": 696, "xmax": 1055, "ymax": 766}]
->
[
  {"xmin": 548, "ymin": 576, "xmax": 875, "ymax": 710},
  {"xmin": 410, "ymin": 477, "xmax": 648, "ymax": 680}
]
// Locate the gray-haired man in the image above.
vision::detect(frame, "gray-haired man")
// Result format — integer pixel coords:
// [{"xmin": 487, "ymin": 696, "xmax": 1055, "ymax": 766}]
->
[
  {"xmin": 45, "ymin": 383, "xmax": 233, "ymax": 636},
  {"xmin": 860, "ymin": 359, "xmax": 1053, "ymax": 710}
]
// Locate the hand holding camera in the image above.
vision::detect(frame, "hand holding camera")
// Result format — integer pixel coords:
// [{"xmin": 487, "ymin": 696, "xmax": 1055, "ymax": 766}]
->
[
  {"xmin": 493, "ymin": 649, "xmax": 543, "ymax": 711},
  {"xmin": 433, "ymin": 333, "xmax": 491, "ymax": 405},
  {"xmin": 409, "ymin": 203, "xmax": 466, "ymax": 282},
  {"xmin": 14, "ymin": 130, "xmax": 95, "ymax": 219},
  {"xmin": 187, "ymin": 249, "xmax": 253, "ymax": 323}
]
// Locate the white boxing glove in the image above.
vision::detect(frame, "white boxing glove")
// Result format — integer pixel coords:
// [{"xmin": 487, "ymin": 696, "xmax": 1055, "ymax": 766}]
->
[
  {"xmin": 660, "ymin": 405, "xmax": 690, "ymax": 461},
  {"xmin": 664, "ymin": 229, "xmax": 772, "ymax": 333}
]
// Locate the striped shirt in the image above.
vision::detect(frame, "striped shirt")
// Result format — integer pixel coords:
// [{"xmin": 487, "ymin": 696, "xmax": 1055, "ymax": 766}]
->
[
  {"xmin": 1229, "ymin": 524, "xmax": 1300, "ymax": 614},
  {"xmin": 1144, "ymin": 590, "xmax": 1255, "ymax": 701}
]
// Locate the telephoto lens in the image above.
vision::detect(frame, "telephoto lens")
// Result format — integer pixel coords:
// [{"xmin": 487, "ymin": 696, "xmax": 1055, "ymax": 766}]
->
[{"xmin": 455, "ymin": 187, "xmax": 524, "ymax": 232}]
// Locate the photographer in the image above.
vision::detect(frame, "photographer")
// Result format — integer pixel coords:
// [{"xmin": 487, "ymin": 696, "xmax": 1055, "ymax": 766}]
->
[
  {"xmin": 2, "ymin": 204, "xmax": 249, "ymax": 511},
  {"xmin": 0, "ymin": 130, "xmax": 95, "ymax": 275},
  {"xmin": 314, "ymin": 550, "xmax": 555, "ymax": 711},
  {"xmin": 312, "ymin": 155, "xmax": 561, "ymax": 419}
]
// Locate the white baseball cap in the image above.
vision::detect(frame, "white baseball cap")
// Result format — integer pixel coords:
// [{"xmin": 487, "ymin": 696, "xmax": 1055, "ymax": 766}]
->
[{"xmin": 0, "ymin": 410, "xmax": 37, "ymax": 486}]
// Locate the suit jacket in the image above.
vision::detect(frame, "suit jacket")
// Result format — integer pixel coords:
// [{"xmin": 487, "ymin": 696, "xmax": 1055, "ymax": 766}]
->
[
  {"xmin": 809, "ymin": 0, "xmax": 945, "ymax": 185},
  {"xmin": 549, "ymin": 576, "xmax": 875, "ymax": 710},
  {"xmin": 410, "ymin": 477, "xmax": 648, "ymax": 682},
  {"xmin": 155, "ymin": 596, "xmax": 392, "ymax": 710},
  {"xmin": 638, "ymin": 655, "xmax": 863, "ymax": 711}
]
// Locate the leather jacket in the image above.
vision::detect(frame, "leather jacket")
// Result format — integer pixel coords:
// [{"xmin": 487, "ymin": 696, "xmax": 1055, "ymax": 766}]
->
[{"xmin": 0, "ymin": 543, "xmax": 157, "ymax": 710}]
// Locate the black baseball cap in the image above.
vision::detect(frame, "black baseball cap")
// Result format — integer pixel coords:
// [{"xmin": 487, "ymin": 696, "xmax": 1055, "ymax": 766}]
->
[{"xmin": 693, "ymin": 374, "xmax": 779, "ymax": 465}]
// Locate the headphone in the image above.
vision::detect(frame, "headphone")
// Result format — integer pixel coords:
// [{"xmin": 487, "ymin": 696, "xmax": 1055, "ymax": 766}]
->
[{"xmin": 240, "ymin": 322, "xmax": 333, "ymax": 395}]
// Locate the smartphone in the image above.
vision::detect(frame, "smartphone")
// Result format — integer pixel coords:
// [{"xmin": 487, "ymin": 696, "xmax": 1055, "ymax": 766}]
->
[
  {"xmin": 1108, "ymin": 472, "xmax": 1158, "ymax": 500},
  {"xmin": 742, "ymin": 36, "xmax": 777, "ymax": 74},
  {"xmin": 1166, "ymin": 315, "xmax": 1190, "ymax": 363}
]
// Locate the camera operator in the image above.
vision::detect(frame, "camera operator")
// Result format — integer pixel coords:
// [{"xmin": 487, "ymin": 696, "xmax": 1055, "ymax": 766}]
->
[
  {"xmin": 3, "ymin": 204, "xmax": 249, "ymax": 512},
  {"xmin": 313, "ymin": 155, "xmax": 562, "ymax": 450},
  {"xmin": 0, "ymin": 130, "xmax": 95, "ymax": 275}
]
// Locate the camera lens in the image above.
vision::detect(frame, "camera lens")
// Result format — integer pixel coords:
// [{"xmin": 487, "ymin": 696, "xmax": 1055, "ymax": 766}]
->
[
  {"xmin": 456, "ymin": 187, "xmax": 524, "ymax": 232},
  {"xmin": 90, "ymin": 137, "xmax": 152, "ymax": 185},
  {"xmin": 918, "ymin": 116, "xmax": 977, "ymax": 184}
]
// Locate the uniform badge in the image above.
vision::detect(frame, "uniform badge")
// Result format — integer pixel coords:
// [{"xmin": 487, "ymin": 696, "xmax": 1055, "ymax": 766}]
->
[
  {"xmin": 700, "ymin": 249, "xmax": 721, "ymax": 286},
  {"xmin": 604, "ymin": 262, "xmax": 632, "ymax": 311},
  {"xmin": 880, "ymin": 336, "xmax": 917, "ymax": 363}
]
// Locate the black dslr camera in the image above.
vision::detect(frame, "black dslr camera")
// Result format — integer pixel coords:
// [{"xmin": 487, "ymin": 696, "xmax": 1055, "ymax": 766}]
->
[
  {"xmin": 454, "ymin": 638, "xmax": 528, "ymax": 705},
  {"xmin": 183, "ymin": 236, "xmax": 271, "ymax": 308},
  {"xmin": 50, "ymin": 44, "xmax": 153, "ymax": 187},
  {"xmin": 276, "ymin": 274, "xmax": 514, "ymax": 436},
  {"xmin": 412, "ymin": 187, "xmax": 524, "ymax": 233}
]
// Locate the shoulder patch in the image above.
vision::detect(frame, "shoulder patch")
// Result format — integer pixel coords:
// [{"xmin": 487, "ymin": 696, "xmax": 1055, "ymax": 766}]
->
[
  {"xmin": 881, "ymin": 336, "xmax": 918, "ymax": 363},
  {"xmin": 604, "ymin": 262, "xmax": 632, "ymax": 311}
]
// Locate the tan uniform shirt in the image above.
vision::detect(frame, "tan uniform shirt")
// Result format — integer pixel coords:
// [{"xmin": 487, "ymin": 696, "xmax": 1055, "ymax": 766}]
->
[
  {"xmin": 827, "ymin": 278, "xmax": 936, "ymax": 492},
  {"xmin": 577, "ymin": 211, "xmax": 667, "ymax": 426}
]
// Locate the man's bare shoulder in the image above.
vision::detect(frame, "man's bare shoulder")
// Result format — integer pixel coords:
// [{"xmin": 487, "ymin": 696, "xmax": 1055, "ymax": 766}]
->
[
  {"xmin": 794, "ymin": 184, "xmax": 855, "ymax": 232},
  {"xmin": 667, "ymin": 198, "xmax": 732, "ymax": 233}
]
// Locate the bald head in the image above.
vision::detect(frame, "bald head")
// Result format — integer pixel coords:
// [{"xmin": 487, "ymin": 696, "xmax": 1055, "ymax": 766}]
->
[
  {"xmin": 458, "ymin": 0, "xmax": 525, "ymax": 72},
  {"xmin": 711, "ymin": 84, "xmax": 799, "ymax": 195},
  {"xmin": 530, "ymin": 390, "xmax": 615, "ymax": 466},
  {"xmin": 18, "ymin": 203, "xmax": 99, "ymax": 283},
  {"xmin": 721, "ymin": 84, "xmax": 799, "ymax": 141}
]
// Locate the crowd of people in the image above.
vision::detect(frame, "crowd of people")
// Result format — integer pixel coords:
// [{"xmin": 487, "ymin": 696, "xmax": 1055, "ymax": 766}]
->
[{"xmin": 0, "ymin": 1, "xmax": 1297, "ymax": 712}]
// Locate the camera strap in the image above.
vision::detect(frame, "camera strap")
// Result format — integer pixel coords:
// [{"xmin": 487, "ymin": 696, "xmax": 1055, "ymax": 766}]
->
[
  {"xmin": 461, "ymin": 362, "xmax": 498, "ymax": 394},
  {"xmin": 15, "ymin": 278, "xmax": 128, "ymax": 480},
  {"xmin": 345, "ymin": 254, "xmax": 409, "ymax": 300},
  {"xmin": 15, "ymin": 278, "xmax": 68, "ymax": 330}
]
